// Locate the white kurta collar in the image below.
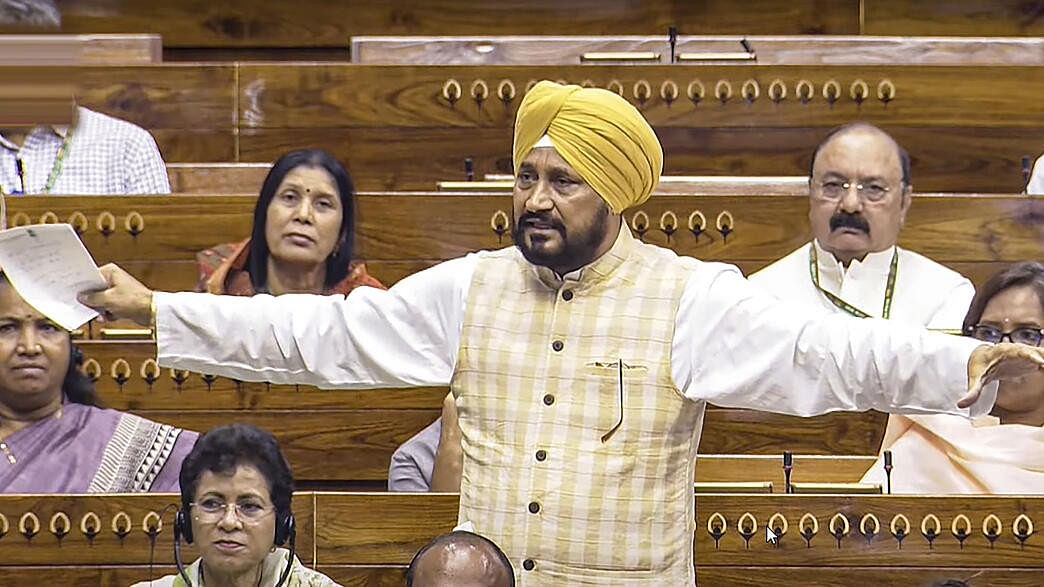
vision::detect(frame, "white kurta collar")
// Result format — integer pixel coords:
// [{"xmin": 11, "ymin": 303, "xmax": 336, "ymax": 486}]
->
[{"xmin": 812, "ymin": 239, "xmax": 897, "ymax": 287}]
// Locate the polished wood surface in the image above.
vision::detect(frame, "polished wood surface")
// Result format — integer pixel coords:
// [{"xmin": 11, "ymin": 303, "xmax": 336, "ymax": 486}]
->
[
  {"xmin": 44, "ymin": 63, "xmax": 1044, "ymax": 190},
  {"xmin": 313, "ymin": 493, "xmax": 1044, "ymax": 566},
  {"xmin": 166, "ymin": 163, "xmax": 809, "ymax": 196},
  {"xmin": 0, "ymin": 34, "xmax": 161, "ymax": 65},
  {"xmin": 54, "ymin": 1, "xmax": 859, "ymax": 48},
  {"xmin": 864, "ymin": 0, "xmax": 1044, "ymax": 36},
  {"xmin": 166, "ymin": 162, "xmax": 270, "ymax": 194},
  {"xmin": 0, "ymin": 494, "xmax": 315, "ymax": 564},
  {"xmin": 8, "ymin": 194, "xmax": 1038, "ymax": 266},
  {"xmin": 237, "ymin": 65, "xmax": 1044, "ymax": 129},
  {"xmin": 352, "ymin": 35, "xmax": 1044, "ymax": 65},
  {"xmin": 50, "ymin": 1, "xmax": 1044, "ymax": 49},
  {"xmin": 5, "ymin": 494, "xmax": 1039, "ymax": 585}
]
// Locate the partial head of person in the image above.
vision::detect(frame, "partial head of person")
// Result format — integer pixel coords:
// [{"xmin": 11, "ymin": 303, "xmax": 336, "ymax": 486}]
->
[
  {"xmin": 0, "ymin": 272, "xmax": 94, "ymax": 420},
  {"xmin": 248, "ymin": 148, "xmax": 356, "ymax": 294},
  {"xmin": 808, "ymin": 122, "xmax": 912, "ymax": 266},
  {"xmin": 0, "ymin": 0, "xmax": 61, "ymax": 27},
  {"xmin": 963, "ymin": 261, "xmax": 1044, "ymax": 426},
  {"xmin": 177, "ymin": 424, "xmax": 295, "ymax": 585},
  {"xmin": 511, "ymin": 80, "xmax": 662, "ymax": 275},
  {"xmin": 406, "ymin": 530, "xmax": 515, "ymax": 587}
]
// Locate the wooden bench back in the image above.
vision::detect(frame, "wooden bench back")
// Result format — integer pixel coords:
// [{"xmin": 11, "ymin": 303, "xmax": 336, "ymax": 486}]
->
[{"xmin": 1, "ymin": 494, "xmax": 1039, "ymax": 585}]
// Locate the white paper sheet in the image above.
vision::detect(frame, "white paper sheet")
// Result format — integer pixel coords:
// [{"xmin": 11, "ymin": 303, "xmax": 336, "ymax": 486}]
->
[{"xmin": 0, "ymin": 223, "xmax": 107, "ymax": 330}]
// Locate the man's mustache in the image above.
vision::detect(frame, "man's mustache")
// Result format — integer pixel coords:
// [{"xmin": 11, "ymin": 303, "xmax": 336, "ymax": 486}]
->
[
  {"xmin": 829, "ymin": 212, "xmax": 871, "ymax": 235},
  {"xmin": 516, "ymin": 213, "xmax": 565, "ymax": 232}
]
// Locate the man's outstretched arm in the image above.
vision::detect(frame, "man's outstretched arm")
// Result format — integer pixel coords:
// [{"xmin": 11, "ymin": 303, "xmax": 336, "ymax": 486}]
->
[{"xmin": 82, "ymin": 257, "xmax": 476, "ymax": 389}]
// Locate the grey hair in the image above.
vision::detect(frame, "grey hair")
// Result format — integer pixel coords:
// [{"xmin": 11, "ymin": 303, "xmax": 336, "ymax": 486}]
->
[{"xmin": 0, "ymin": 0, "xmax": 61, "ymax": 27}]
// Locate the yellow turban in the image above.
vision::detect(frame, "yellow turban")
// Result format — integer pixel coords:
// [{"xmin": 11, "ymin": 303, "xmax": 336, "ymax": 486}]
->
[{"xmin": 513, "ymin": 81, "xmax": 663, "ymax": 214}]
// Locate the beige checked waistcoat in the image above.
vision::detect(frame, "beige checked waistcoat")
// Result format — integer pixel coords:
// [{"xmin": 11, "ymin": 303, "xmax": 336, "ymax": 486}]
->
[{"xmin": 451, "ymin": 229, "xmax": 706, "ymax": 585}]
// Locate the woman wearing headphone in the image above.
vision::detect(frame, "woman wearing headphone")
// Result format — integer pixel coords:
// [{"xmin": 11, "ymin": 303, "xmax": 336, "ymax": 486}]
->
[{"xmin": 135, "ymin": 424, "xmax": 341, "ymax": 587}]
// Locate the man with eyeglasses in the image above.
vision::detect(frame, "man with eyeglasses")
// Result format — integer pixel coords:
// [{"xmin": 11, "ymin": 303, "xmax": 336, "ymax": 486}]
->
[
  {"xmin": 83, "ymin": 83, "xmax": 1044, "ymax": 585},
  {"xmin": 750, "ymin": 122, "xmax": 975, "ymax": 331}
]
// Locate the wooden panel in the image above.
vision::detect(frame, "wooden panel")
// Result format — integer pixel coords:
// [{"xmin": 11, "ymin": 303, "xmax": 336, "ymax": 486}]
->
[
  {"xmin": 54, "ymin": 0, "xmax": 858, "ymax": 48},
  {"xmin": 314, "ymin": 493, "xmax": 459, "ymax": 564},
  {"xmin": 864, "ymin": 0, "xmax": 1044, "ymax": 36},
  {"xmin": 237, "ymin": 127, "xmax": 514, "ymax": 191},
  {"xmin": 352, "ymin": 35, "xmax": 1044, "ymax": 66},
  {"xmin": 151, "ymin": 130, "xmax": 236, "ymax": 163},
  {"xmin": 0, "ymin": 494, "xmax": 314, "ymax": 565},
  {"xmin": 697, "ymin": 410, "xmax": 885, "ymax": 455},
  {"xmin": 0, "ymin": 34, "xmax": 161, "ymax": 65},
  {"xmin": 695, "ymin": 495, "xmax": 1044, "ymax": 567},
  {"xmin": 137, "ymin": 409, "xmax": 440, "ymax": 482},
  {"xmin": 242, "ymin": 125, "xmax": 1041, "ymax": 193},
  {"xmin": 167, "ymin": 162, "xmax": 271, "ymax": 194},
  {"xmin": 58, "ymin": 64, "xmax": 238, "ymax": 163},
  {"xmin": 78, "ymin": 65, "xmax": 235, "ymax": 129},
  {"xmin": 311, "ymin": 494, "xmax": 1044, "ymax": 566},
  {"xmin": 697, "ymin": 568, "xmax": 1044, "ymax": 586},
  {"xmin": 238, "ymin": 65, "xmax": 1044, "ymax": 129},
  {"xmin": 0, "ymin": 495, "xmax": 186, "ymax": 565},
  {"xmin": 79, "ymin": 34, "xmax": 163, "ymax": 65},
  {"xmin": 314, "ymin": 566, "xmax": 1044, "ymax": 586},
  {"xmin": 0, "ymin": 567, "xmax": 178, "ymax": 586},
  {"xmin": 7, "ymin": 193, "xmax": 1038, "ymax": 264},
  {"xmin": 696, "ymin": 455, "xmax": 875, "ymax": 485}
]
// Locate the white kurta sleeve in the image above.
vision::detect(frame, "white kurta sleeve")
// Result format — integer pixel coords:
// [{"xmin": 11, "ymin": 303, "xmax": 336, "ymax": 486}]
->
[
  {"xmin": 155, "ymin": 255, "xmax": 476, "ymax": 389},
  {"xmin": 671, "ymin": 262, "xmax": 995, "ymax": 418},
  {"xmin": 1028, "ymin": 154, "xmax": 1044, "ymax": 195},
  {"xmin": 925, "ymin": 277, "xmax": 976, "ymax": 331}
]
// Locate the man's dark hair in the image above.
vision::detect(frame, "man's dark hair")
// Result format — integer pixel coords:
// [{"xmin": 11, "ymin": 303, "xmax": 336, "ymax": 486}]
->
[
  {"xmin": 928, "ymin": 580, "xmax": 970, "ymax": 587},
  {"xmin": 809, "ymin": 122, "xmax": 912, "ymax": 187},
  {"xmin": 178, "ymin": 424, "xmax": 294, "ymax": 519},
  {"xmin": 963, "ymin": 261, "xmax": 1044, "ymax": 334},
  {"xmin": 247, "ymin": 148, "xmax": 357, "ymax": 293},
  {"xmin": 406, "ymin": 530, "xmax": 515, "ymax": 586}
]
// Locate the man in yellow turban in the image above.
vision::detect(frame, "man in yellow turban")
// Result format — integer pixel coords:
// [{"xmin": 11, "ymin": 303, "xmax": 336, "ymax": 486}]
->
[{"xmin": 84, "ymin": 82, "xmax": 1044, "ymax": 585}]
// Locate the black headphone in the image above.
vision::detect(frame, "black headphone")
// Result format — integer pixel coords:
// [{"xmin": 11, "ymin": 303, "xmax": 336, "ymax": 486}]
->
[
  {"xmin": 70, "ymin": 343, "xmax": 84, "ymax": 367},
  {"xmin": 174, "ymin": 494, "xmax": 297, "ymax": 587}
]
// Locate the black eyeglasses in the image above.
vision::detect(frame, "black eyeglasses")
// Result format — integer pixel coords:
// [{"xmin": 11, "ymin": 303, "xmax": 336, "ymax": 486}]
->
[
  {"xmin": 966, "ymin": 324, "xmax": 1044, "ymax": 347},
  {"xmin": 600, "ymin": 358, "xmax": 625, "ymax": 443}
]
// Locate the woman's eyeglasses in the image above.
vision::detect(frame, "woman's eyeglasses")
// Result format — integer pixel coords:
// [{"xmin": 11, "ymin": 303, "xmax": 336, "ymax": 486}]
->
[
  {"xmin": 191, "ymin": 499, "xmax": 274, "ymax": 524},
  {"xmin": 966, "ymin": 324, "xmax": 1044, "ymax": 347}
]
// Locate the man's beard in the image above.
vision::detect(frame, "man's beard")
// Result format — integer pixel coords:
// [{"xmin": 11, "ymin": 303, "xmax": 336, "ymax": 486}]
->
[{"xmin": 511, "ymin": 209, "xmax": 610, "ymax": 272}]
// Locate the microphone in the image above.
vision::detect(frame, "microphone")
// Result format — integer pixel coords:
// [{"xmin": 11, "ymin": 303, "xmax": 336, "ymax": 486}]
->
[
  {"xmin": 668, "ymin": 26, "xmax": 678, "ymax": 63},
  {"xmin": 14, "ymin": 158, "xmax": 25, "ymax": 194},
  {"xmin": 783, "ymin": 451, "xmax": 793, "ymax": 494},
  {"xmin": 883, "ymin": 450, "xmax": 893, "ymax": 495},
  {"xmin": 464, "ymin": 158, "xmax": 474, "ymax": 182},
  {"xmin": 173, "ymin": 525, "xmax": 193, "ymax": 586}
]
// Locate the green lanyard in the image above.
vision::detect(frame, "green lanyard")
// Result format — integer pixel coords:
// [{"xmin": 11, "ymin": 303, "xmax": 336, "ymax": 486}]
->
[
  {"xmin": 809, "ymin": 245, "xmax": 899, "ymax": 319},
  {"xmin": 0, "ymin": 130, "xmax": 73, "ymax": 196}
]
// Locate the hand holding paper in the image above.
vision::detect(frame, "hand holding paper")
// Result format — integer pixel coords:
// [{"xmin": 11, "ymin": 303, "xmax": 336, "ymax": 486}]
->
[
  {"xmin": 78, "ymin": 263, "xmax": 155, "ymax": 327},
  {"xmin": 0, "ymin": 224, "xmax": 107, "ymax": 330}
]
